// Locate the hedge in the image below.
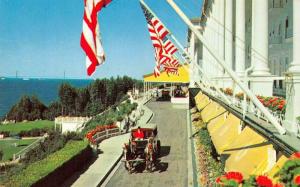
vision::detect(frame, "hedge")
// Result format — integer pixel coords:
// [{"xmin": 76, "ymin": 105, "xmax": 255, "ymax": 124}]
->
[{"xmin": 5, "ymin": 140, "xmax": 90, "ymax": 187}]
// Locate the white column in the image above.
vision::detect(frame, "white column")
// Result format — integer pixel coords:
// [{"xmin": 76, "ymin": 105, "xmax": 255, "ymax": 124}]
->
[
  {"xmin": 146, "ymin": 82, "xmax": 148, "ymax": 98},
  {"xmin": 207, "ymin": 1, "xmax": 219, "ymax": 80},
  {"xmin": 235, "ymin": 0, "xmax": 246, "ymax": 76},
  {"xmin": 289, "ymin": 0, "xmax": 300, "ymax": 72},
  {"xmin": 224, "ymin": 0, "xmax": 233, "ymax": 87},
  {"xmin": 250, "ymin": 0, "xmax": 272, "ymax": 96},
  {"xmin": 206, "ymin": 16, "xmax": 212, "ymax": 78},
  {"xmin": 218, "ymin": 0, "xmax": 225, "ymax": 61},
  {"xmin": 202, "ymin": 23, "xmax": 209, "ymax": 78},
  {"xmin": 284, "ymin": 0, "xmax": 300, "ymax": 134},
  {"xmin": 189, "ymin": 32, "xmax": 196, "ymax": 87},
  {"xmin": 217, "ymin": 0, "xmax": 225, "ymax": 86},
  {"xmin": 143, "ymin": 81, "xmax": 145, "ymax": 98}
]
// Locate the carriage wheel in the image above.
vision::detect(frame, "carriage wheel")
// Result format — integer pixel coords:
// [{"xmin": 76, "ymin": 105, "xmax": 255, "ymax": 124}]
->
[{"xmin": 157, "ymin": 140, "xmax": 161, "ymax": 157}]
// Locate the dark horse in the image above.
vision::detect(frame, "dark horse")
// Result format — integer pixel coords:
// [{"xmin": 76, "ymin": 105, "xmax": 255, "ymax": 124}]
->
[{"xmin": 144, "ymin": 137, "xmax": 155, "ymax": 172}]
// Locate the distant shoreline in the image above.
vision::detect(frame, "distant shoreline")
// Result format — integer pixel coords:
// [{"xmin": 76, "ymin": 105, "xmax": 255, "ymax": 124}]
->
[{"xmin": 0, "ymin": 78, "xmax": 94, "ymax": 118}]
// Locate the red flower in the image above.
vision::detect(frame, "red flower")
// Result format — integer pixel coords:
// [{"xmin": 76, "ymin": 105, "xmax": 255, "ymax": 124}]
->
[
  {"xmin": 215, "ymin": 176, "xmax": 222, "ymax": 184},
  {"xmin": 273, "ymin": 183, "xmax": 284, "ymax": 187},
  {"xmin": 279, "ymin": 100, "xmax": 286, "ymax": 105},
  {"xmin": 256, "ymin": 175, "xmax": 273, "ymax": 187},
  {"xmin": 225, "ymin": 171, "xmax": 243, "ymax": 184},
  {"xmin": 291, "ymin": 152, "xmax": 300, "ymax": 159},
  {"xmin": 277, "ymin": 105, "xmax": 284, "ymax": 110},
  {"xmin": 294, "ymin": 175, "xmax": 300, "ymax": 185}
]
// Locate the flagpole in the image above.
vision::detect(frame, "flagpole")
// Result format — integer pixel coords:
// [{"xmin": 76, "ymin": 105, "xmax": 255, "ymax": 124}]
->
[{"xmin": 140, "ymin": 0, "xmax": 230, "ymax": 104}]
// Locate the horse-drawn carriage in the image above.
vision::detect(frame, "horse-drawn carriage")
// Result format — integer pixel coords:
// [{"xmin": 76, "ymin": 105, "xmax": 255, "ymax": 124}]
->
[{"xmin": 122, "ymin": 123, "xmax": 161, "ymax": 173}]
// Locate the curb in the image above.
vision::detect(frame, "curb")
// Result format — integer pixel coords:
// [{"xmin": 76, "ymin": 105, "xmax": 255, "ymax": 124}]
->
[
  {"xmin": 188, "ymin": 110, "xmax": 199, "ymax": 187},
  {"xmin": 98, "ymin": 152, "xmax": 123, "ymax": 187},
  {"xmin": 97, "ymin": 101, "xmax": 154, "ymax": 186}
]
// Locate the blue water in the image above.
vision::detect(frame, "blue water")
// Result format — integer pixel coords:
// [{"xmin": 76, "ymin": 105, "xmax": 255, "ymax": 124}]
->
[{"xmin": 0, "ymin": 78, "xmax": 93, "ymax": 118}]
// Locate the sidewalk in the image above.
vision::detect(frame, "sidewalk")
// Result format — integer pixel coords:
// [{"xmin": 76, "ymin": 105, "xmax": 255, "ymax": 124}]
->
[
  {"xmin": 71, "ymin": 134, "xmax": 129, "ymax": 187},
  {"xmin": 71, "ymin": 98, "xmax": 153, "ymax": 187}
]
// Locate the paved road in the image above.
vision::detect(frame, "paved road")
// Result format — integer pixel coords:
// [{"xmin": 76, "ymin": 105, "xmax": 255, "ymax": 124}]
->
[{"xmin": 105, "ymin": 101, "xmax": 188, "ymax": 187}]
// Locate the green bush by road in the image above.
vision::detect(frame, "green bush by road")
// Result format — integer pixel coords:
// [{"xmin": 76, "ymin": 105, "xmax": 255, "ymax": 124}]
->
[{"xmin": 4, "ymin": 140, "xmax": 88, "ymax": 187}]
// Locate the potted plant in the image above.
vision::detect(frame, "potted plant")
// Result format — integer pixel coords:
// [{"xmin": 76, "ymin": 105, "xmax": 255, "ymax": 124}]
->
[
  {"xmin": 275, "ymin": 152, "xmax": 300, "ymax": 186},
  {"xmin": 215, "ymin": 171, "xmax": 243, "ymax": 187}
]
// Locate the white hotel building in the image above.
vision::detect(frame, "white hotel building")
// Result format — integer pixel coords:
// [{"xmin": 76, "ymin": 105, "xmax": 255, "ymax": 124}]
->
[{"xmin": 188, "ymin": 0, "xmax": 300, "ymax": 134}]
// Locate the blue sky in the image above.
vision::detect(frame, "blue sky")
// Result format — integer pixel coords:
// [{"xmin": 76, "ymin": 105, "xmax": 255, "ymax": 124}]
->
[{"xmin": 0, "ymin": 0, "xmax": 202, "ymax": 79}]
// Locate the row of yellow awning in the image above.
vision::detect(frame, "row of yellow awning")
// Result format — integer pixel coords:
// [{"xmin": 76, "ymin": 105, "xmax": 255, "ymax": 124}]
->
[
  {"xmin": 194, "ymin": 91, "xmax": 288, "ymax": 180},
  {"xmin": 143, "ymin": 64, "xmax": 189, "ymax": 83}
]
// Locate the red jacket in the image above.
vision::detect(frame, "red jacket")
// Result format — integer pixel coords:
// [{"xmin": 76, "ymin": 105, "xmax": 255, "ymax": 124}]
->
[{"xmin": 134, "ymin": 130, "xmax": 144, "ymax": 139}]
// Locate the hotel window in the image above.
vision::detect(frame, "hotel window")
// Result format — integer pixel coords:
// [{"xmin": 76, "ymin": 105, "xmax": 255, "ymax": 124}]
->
[
  {"xmin": 279, "ymin": 80, "xmax": 283, "ymax": 89},
  {"xmin": 278, "ymin": 24, "xmax": 281, "ymax": 35},
  {"xmin": 280, "ymin": 0, "xmax": 283, "ymax": 7},
  {"xmin": 285, "ymin": 17, "xmax": 289, "ymax": 38}
]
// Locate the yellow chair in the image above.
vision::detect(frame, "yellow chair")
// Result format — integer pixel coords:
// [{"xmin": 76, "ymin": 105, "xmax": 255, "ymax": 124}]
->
[
  {"xmin": 210, "ymin": 114, "xmax": 241, "ymax": 154},
  {"xmin": 223, "ymin": 127, "xmax": 273, "ymax": 178},
  {"xmin": 201, "ymin": 102, "xmax": 219, "ymax": 122}
]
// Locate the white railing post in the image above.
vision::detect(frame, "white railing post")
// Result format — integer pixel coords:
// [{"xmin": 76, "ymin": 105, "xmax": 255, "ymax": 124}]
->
[{"xmin": 166, "ymin": 0, "xmax": 286, "ymax": 135}]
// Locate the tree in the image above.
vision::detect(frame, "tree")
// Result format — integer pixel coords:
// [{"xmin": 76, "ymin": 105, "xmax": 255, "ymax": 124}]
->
[
  {"xmin": 6, "ymin": 96, "xmax": 46, "ymax": 122},
  {"xmin": 75, "ymin": 88, "xmax": 90, "ymax": 116},
  {"xmin": 43, "ymin": 101, "xmax": 62, "ymax": 120},
  {"xmin": 58, "ymin": 83, "xmax": 77, "ymax": 116}
]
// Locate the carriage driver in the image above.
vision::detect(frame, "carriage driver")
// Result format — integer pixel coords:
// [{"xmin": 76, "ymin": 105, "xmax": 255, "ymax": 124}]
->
[{"xmin": 134, "ymin": 126, "xmax": 144, "ymax": 139}]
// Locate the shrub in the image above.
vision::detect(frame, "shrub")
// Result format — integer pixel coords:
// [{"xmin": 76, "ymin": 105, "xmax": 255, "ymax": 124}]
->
[
  {"xmin": 0, "ymin": 149, "xmax": 3, "ymax": 161},
  {"xmin": 194, "ymin": 123, "xmax": 224, "ymax": 186},
  {"xmin": 117, "ymin": 116, "xmax": 123, "ymax": 122},
  {"xmin": 18, "ymin": 128, "xmax": 50, "ymax": 137},
  {"xmin": 0, "ymin": 131, "xmax": 10, "ymax": 138},
  {"xmin": 64, "ymin": 131, "xmax": 83, "ymax": 141},
  {"xmin": 82, "ymin": 101, "xmax": 137, "ymax": 135},
  {"xmin": 5, "ymin": 141, "xmax": 89, "ymax": 187},
  {"xmin": 21, "ymin": 131, "xmax": 66, "ymax": 164}
]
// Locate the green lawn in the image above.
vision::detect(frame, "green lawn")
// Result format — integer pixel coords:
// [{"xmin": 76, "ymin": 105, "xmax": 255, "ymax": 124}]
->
[
  {"xmin": 0, "ymin": 120, "xmax": 54, "ymax": 134},
  {"xmin": 0, "ymin": 139, "xmax": 37, "ymax": 161}
]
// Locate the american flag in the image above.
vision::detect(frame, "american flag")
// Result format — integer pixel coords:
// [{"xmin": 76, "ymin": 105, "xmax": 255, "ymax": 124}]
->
[
  {"xmin": 164, "ymin": 58, "xmax": 180, "ymax": 75},
  {"xmin": 80, "ymin": 0, "xmax": 111, "ymax": 76},
  {"xmin": 140, "ymin": 3, "xmax": 179, "ymax": 77}
]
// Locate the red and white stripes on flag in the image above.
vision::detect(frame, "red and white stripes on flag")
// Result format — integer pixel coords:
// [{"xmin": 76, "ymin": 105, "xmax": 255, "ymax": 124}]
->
[
  {"xmin": 80, "ymin": 0, "xmax": 111, "ymax": 76},
  {"xmin": 141, "ymin": 3, "xmax": 180, "ymax": 77},
  {"xmin": 164, "ymin": 39, "xmax": 178, "ymax": 55},
  {"xmin": 147, "ymin": 18, "xmax": 169, "ymax": 77},
  {"xmin": 164, "ymin": 57, "xmax": 180, "ymax": 75}
]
